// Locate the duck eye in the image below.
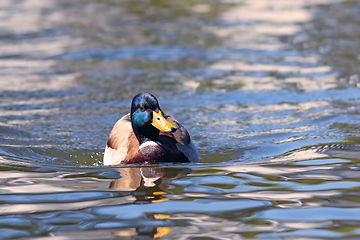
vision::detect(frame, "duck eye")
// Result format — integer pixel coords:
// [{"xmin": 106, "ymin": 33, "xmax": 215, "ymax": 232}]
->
[{"xmin": 139, "ymin": 106, "xmax": 145, "ymax": 111}]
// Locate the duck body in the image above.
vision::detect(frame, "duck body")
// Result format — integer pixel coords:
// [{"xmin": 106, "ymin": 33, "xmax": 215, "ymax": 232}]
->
[{"xmin": 104, "ymin": 93, "xmax": 198, "ymax": 165}]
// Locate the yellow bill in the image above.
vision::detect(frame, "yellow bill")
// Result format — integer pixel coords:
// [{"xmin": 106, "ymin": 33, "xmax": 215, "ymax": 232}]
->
[{"xmin": 152, "ymin": 110, "xmax": 177, "ymax": 132}]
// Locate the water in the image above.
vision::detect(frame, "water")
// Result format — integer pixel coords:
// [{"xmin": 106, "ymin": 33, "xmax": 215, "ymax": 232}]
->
[{"xmin": 1, "ymin": 0, "xmax": 360, "ymax": 239}]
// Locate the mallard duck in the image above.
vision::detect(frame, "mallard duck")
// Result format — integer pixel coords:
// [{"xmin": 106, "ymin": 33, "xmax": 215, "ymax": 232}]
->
[{"xmin": 103, "ymin": 92, "xmax": 199, "ymax": 165}]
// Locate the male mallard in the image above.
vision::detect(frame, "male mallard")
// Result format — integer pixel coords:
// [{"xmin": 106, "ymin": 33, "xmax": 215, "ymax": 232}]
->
[{"xmin": 103, "ymin": 92, "xmax": 199, "ymax": 165}]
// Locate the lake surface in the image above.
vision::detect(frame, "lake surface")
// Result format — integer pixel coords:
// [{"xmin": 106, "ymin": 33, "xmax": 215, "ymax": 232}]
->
[{"xmin": 1, "ymin": 0, "xmax": 360, "ymax": 239}]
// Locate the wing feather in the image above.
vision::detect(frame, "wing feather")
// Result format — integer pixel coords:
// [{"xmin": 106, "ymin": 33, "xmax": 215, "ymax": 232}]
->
[{"xmin": 103, "ymin": 114, "xmax": 139, "ymax": 165}]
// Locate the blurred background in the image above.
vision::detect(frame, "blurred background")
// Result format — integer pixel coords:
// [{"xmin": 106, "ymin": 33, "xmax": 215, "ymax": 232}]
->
[{"xmin": 1, "ymin": 0, "xmax": 360, "ymax": 239}]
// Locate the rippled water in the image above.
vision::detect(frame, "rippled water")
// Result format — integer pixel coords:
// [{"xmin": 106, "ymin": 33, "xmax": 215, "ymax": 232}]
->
[{"xmin": 2, "ymin": 0, "xmax": 360, "ymax": 239}]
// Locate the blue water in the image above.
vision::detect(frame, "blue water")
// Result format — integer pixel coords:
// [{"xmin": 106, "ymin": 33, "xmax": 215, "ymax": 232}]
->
[{"xmin": 1, "ymin": 0, "xmax": 360, "ymax": 239}]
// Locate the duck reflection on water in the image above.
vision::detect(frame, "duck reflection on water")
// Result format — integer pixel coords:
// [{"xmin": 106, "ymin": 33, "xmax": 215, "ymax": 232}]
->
[
  {"xmin": 108, "ymin": 166, "xmax": 192, "ymax": 238},
  {"xmin": 110, "ymin": 166, "xmax": 192, "ymax": 204}
]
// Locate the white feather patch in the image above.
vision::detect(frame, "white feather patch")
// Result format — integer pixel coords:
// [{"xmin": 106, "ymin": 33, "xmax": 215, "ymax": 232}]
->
[
  {"xmin": 139, "ymin": 141, "xmax": 161, "ymax": 149},
  {"xmin": 103, "ymin": 145, "xmax": 127, "ymax": 165}
]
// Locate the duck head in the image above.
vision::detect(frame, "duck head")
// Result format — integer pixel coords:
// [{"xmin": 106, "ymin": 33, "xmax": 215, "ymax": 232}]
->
[{"xmin": 130, "ymin": 93, "xmax": 177, "ymax": 144}]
